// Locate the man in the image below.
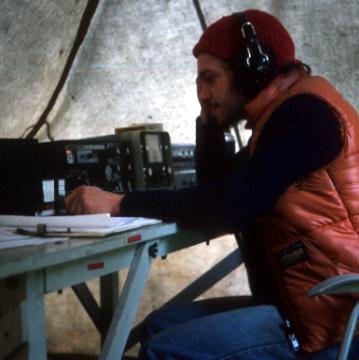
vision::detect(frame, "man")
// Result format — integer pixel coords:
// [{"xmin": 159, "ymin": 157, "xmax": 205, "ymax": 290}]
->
[{"xmin": 65, "ymin": 9, "xmax": 359, "ymax": 359}]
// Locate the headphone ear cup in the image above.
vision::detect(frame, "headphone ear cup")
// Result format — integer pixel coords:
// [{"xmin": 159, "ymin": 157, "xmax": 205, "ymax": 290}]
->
[
  {"xmin": 234, "ymin": 67, "xmax": 262, "ymax": 98},
  {"xmin": 233, "ymin": 48, "xmax": 260, "ymax": 98},
  {"xmin": 234, "ymin": 46, "xmax": 274, "ymax": 98}
]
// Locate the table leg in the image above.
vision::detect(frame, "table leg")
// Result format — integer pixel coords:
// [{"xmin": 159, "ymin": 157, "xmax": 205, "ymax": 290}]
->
[
  {"xmin": 99, "ymin": 241, "xmax": 154, "ymax": 360},
  {"xmin": 100, "ymin": 272, "xmax": 119, "ymax": 344},
  {"xmin": 23, "ymin": 270, "xmax": 47, "ymax": 360}
]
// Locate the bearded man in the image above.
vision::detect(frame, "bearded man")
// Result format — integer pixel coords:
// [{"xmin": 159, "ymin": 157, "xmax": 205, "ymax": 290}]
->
[{"xmin": 65, "ymin": 9, "xmax": 359, "ymax": 359}]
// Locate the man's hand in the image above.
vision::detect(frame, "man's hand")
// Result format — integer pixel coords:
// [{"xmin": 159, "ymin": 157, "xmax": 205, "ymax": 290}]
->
[
  {"xmin": 199, "ymin": 107, "xmax": 212, "ymax": 126},
  {"xmin": 64, "ymin": 186, "xmax": 124, "ymax": 216}
]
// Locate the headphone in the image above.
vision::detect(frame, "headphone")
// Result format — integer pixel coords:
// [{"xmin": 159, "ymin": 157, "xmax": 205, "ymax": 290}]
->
[{"xmin": 232, "ymin": 12, "xmax": 272, "ymax": 97}]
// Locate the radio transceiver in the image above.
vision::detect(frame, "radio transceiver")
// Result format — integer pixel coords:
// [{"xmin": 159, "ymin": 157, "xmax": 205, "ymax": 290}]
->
[
  {"xmin": 114, "ymin": 131, "xmax": 174, "ymax": 191},
  {"xmin": 1, "ymin": 129, "xmax": 177, "ymax": 215},
  {"xmin": 37, "ymin": 131, "xmax": 174, "ymax": 214},
  {"xmin": 37, "ymin": 138, "xmax": 134, "ymax": 214}
]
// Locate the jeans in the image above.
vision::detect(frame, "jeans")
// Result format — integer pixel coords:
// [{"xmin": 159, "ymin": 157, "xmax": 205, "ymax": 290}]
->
[{"xmin": 139, "ymin": 297, "xmax": 359, "ymax": 359}]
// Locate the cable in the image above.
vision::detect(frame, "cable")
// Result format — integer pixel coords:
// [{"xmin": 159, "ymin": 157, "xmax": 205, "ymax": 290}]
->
[
  {"xmin": 192, "ymin": 0, "xmax": 207, "ymax": 31},
  {"xmin": 20, "ymin": 124, "xmax": 36, "ymax": 139},
  {"xmin": 233, "ymin": 124, "xmax": 243, "ymax": 150}
]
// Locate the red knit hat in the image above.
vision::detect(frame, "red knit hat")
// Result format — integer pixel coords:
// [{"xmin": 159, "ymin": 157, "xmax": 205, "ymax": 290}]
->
[{"xmin": 192, "ymin": 9, "xmax": 299, "ymax": 71}]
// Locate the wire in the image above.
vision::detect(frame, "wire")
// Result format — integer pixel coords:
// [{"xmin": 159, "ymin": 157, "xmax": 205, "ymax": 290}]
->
[
  {"xmin": 20, "ymin": 124, "xmax": 36, "ymax": 139},
  {"xmin": 233, "ymin": 125, "xmax": 243, "ymax": 150},
  {"xmin": 192, "ymin": 0, "xmax": 207, "ymax": 31},
  {"xmin": 45, "ymin": 121, "xmax": 55, "ymax": 141}
]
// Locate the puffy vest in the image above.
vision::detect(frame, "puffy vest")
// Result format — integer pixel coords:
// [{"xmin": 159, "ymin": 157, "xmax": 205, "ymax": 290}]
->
[{"xmin": 248, "ymin": 73, "xmax": 359, "ymax": 352}]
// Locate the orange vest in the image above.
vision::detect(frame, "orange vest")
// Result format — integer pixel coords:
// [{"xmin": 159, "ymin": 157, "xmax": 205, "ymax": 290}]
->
[{"xmin": 247, "ymin": 72, "xmax": 359, "ymax": 352}]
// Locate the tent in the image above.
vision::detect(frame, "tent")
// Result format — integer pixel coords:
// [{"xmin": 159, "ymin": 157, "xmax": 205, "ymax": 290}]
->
[{"xmin": 1, "ymin": 0, "xmax": 359, "ymax": 356}]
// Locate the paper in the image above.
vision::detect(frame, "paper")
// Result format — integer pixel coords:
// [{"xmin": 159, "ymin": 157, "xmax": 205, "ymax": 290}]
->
[
  {"xmin": 110, "ymin": 216, "xmax": 161, "ymax": 232},
  {"xmin": 0, "ymin": 214, "xmax": 162, "ymax": 249},
  {"xmin": 20, "ymin": 217, "xmax": 161, "ymax": 237},
  {"xmin": 0, "ymin": 213, "xmax": 112, "ymax": 228},
  {"xmin": 0, "ymin": 228, "xmax": 67, "ymax": 250}
]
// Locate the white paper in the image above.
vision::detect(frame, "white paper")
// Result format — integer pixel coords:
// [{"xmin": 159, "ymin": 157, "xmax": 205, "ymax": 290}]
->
[
  {"xmin": 0, "ymin": 228, "xmax": 67, "ymax": 250},
  {"xmin": 0, "ymin": 214, "xmax": 162, "ymax": 249},
  {"xmin": 89, "ymin": 217, "xmax": 162, "ymax": 235},
  {"xmin": 41, "ymin": 217, "xmax": 162, "ymax": 235},
  {"xmin": 0, "ymin": 213, "xmax": 112, "ymax": 228}
]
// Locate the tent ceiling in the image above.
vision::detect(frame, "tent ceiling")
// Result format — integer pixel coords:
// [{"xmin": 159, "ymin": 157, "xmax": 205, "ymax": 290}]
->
[{"xmin": 1, "ymin": 0, "xmax": 359, "ymax": 143}]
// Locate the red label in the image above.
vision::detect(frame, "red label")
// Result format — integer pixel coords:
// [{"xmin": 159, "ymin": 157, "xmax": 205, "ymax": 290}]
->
[
  {"xmin": 128, "ymin": 234, "xmax": 141, "ymax": 243},
  {"xmin": 87, "ymin": 262, "xmax": 104, "ymax": 271}
]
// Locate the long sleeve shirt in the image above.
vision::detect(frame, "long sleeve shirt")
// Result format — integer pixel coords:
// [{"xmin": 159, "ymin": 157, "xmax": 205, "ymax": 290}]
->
[{"xmin": 120, "ymin": 94, "xmax": 342, "ymax": 234}]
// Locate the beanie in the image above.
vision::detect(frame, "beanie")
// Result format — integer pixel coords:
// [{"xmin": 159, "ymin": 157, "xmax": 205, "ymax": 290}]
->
[{"xmin": 192, "ymin": 9, "xmax": 299, "ymax": 71}]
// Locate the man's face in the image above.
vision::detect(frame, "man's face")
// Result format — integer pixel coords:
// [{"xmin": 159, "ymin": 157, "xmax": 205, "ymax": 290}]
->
[{"xmin": 196, "ymin": 53, "xmax": 246, "ymax": 128}]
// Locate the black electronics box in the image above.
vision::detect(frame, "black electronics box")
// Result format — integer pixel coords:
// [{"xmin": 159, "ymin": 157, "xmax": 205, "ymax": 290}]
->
[
  {"xmin": 37, "ymin": 137, "xmax": 134, "ymax": 214},
  {"xmin": 113, "ymin": 131, "xmax": 174, "ymax": 191},
  {"xmin": 171, "ymin": 143, "xmax": 197, "ymax": 189},
  {"xmin": 0, "ymin": 139, "xmax": 42, "ymax": 215}
]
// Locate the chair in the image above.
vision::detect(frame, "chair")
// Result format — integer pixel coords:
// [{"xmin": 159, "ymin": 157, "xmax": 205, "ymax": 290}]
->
[{"xmin": 308, "ymin": 274, "xmax": 359, "ymax": 360}]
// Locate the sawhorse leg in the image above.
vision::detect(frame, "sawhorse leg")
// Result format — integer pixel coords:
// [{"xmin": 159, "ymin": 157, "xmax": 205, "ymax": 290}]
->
[
  {"xmin": 99, "ymin": 241, "xmax": 155, "ymax": 360},
  {"xmin": 100, "ymin": 272, "xmax": 119, "ymax": 344},
  {"xmin": 22, "ymin": 270, "xmax": 47, "ymax": 360}
]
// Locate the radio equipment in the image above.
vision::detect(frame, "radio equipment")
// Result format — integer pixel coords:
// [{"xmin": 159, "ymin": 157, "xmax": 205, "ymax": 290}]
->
[
  {"xmin": 37, "ymin": 130, "xmax": 174, "ymax": 214},
  {"xmin": 114, "ymin": 131, "xmax": 174, "ymax": 191},
  {"xmin": 0, "ymin": 139, "xmax": 42, "ymax": 215},
  {"xmin": 170, "ymin": 132, "xmax": 235, "ymax": 190},
  {"xmin": 0, "ymin": 128, "xmax": 175, "ymax": 215},
  {"xmin": 37, "ymin": 138, "xmax": 134, "ymax": 214},
  {"xmin": 171, "ymin": 144, "xmax": 197, "ymax": 189}
]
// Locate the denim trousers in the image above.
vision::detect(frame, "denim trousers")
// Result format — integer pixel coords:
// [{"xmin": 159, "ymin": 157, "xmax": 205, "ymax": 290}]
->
[{"xmin": 139, "ymin": 296, "xmax": 359, "ymax": 360}]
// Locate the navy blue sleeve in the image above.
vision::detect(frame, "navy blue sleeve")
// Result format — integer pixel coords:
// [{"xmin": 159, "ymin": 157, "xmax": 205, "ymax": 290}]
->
[
  {"xmin": 195, "ymin": 117, "xmax": 240, "ymax": 184},
  {"xmin": 120, "ymin": 94, "xmax": 342, "ymax": 233},
  {"xmin": 195, "ymin": 116, "xmax": 251, "ymax": 186}
]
